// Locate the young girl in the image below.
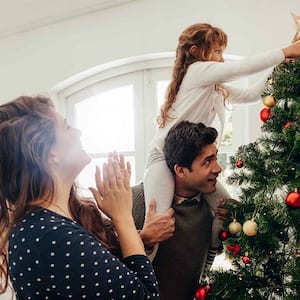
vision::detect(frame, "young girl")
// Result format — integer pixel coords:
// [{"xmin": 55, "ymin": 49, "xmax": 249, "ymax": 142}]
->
[
  {"xmin": 0, "ymin": 96, "xmax": 159, "ymax": 299},
  {"xmin": 144, "ymin": 23, "xmax": 300, "ymax": 258}
]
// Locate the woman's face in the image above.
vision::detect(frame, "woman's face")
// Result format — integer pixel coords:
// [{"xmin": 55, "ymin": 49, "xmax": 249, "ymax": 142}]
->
[{"xmin": 50, "ymin": 110, "xmax": 91, "ymax": 180}]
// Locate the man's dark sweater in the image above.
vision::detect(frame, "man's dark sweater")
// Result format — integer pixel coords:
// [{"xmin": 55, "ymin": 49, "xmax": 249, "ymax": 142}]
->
[{"xmin": 153, "ymin": 197, "xmax": 213, "ymax": 300}]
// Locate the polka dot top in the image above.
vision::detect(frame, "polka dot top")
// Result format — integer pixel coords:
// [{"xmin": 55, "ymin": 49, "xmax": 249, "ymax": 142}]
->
[{"xmin": 8, "ymin": 209, "xmax": 159, "ymax": 299}]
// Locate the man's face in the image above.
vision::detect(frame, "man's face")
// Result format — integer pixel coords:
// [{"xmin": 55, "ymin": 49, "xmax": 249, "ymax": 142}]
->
[{"xmin": 182, "ymin": 144, "xmax": 222, "ymax": 195}]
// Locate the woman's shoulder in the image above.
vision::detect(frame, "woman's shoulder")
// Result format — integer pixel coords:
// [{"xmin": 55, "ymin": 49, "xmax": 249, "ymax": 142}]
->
[{"xmin": 9, "ymin": 209, "xmax": 86, "ymax": 246}]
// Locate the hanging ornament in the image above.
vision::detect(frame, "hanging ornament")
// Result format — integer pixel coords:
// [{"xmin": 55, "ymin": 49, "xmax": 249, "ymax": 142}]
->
[
  {"xmin": 285, "ymin": 189, "xmax": 300, "ymax": 208},
  {"xmin": 219, "ymin": 230, "xmax": 230, "ymax": 241},
  {"xmin": 195, "ymin": 286, "xmax": 208, "ymax": 300},
  {"xmin": 283, "ymin": 121, "xmax": 293, "ymax": 129},
  {"xmin": 242, "ymin": 253, "xmax": 251, "ymax": 264},
  {"xmin": 236, "ymin": 159, "xmax": 243, "ymax": 168},
  {"xmin": 243, "ymin": 219, "xmax": 258, "ymax": 236},
  {"xmin": 262, "ymin": 95, "xmax": 276, "ymax": 108},
  {"xmin": 228, "ymin": 219, "xmax": 242, "ymax": 235},
  {"xmin": 260, "ymin": 108, "xmax": 271, "ymax": 122},
  {"xmin": 226, "ymin": 244, "xmax": 241, "ymax": 256}
]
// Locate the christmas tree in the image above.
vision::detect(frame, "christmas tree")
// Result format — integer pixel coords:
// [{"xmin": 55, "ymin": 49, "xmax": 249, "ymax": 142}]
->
[{"xmin": 195, "ymin": 29, "xmax": 300, "ymax": 300}]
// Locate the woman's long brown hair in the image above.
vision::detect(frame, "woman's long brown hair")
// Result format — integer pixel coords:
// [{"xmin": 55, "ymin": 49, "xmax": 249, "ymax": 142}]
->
[
  {"xmin": 157, "ymin": 23, "xmax": 228, "ymax": 127},
  {"xmin": 0, "ymin": 96, "xmax": 118, "ymax": 294}
]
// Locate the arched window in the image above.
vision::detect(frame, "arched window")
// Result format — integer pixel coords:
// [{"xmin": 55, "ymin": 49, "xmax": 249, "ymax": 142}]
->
[{"xmin": 53, "ymin": 53, "xmax": 248, "ymax": 194}]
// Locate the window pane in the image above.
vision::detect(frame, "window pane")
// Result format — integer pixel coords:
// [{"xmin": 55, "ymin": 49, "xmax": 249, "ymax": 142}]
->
[
  {"xmin": 220, "ymin": 106, "xmax": 233, "ymax": 146},
  {"xmin": 156, "ymin": 80, "xmax": 170, "ymax": 111},
  {"xmin": 77, "ymin": 156, "xmax": 136, "ymax": 197},
  {"xmin": 75, "ymin": 85, "xmax": 135, "ymax": 154}
]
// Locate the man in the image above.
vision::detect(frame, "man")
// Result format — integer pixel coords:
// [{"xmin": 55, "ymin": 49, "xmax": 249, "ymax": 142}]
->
[{"xmin": 151, "ymin": 121, "xmax": 228, "ymax": 300}]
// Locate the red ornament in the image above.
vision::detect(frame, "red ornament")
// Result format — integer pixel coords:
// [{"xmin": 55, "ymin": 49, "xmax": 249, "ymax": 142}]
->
[
  {"xmin": 285, "ymin": 190, "xmax": 300, "ymax": 208},
  {"xmin": 219, "ymin": 230, "xmax": 230, "ymax": 240},
  {"xmin": 236, "ymin": 159, "xmax": 243, "ymax": 168},
  {"xmin": 226, "ymin": 244, "xmax": 241, "ymax": 256},
  {"xmin": 195, "ymin": 286, "xmax": 207, "ymax": 300},
  {"xmin": 260, "ymin": 108, "xmax": 271, "ymax": 122},
  {"xmin": 242, "ymin": 255, "xmax": 251, "ymax": 264},
  {"xmin": 283, "ymin": 121, "xmax": 292, "ymax": 129}
]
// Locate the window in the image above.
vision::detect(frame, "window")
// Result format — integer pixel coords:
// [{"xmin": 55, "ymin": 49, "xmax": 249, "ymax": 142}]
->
[{"xmin": 53, "ymin": 54, "xmax": 248, "ymax": 194}]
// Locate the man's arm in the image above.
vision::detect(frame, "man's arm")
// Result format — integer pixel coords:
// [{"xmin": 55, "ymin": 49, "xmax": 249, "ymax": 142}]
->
[{"xmin": 139, "ymin": 199, "xmax": 175, "ymax": 250}]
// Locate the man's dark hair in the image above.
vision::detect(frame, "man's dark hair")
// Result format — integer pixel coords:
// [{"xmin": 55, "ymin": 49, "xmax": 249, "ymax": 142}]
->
[{"xmin": 163, "ymin": 121, "xmax": 218, "ymax": 174}]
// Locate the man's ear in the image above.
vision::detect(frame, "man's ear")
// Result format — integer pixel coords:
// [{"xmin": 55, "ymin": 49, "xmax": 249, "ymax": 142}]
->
[
  {"xmin": 189, "ymin": 45, "xmax": 200, "ymax": 58},
  {"xmin": 174, "ymin": 164, "xmax": 187, "ymax": 178}
]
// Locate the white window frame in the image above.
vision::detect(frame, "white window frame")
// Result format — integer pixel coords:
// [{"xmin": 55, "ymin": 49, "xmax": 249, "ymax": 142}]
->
[{"xmin": 51, "ymin": 53, "xmax": 249, "ymax": 184}]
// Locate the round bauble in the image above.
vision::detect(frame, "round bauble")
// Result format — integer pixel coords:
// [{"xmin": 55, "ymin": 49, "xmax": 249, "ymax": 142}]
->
[
  {"xmin": 242, "ymin": 255, "xmax": 251, "ymax": 264},
  {"xmin": 260, "ymin": 108, "xmax": 271, "ymax": 122},
  {"xmin": 195, "ymin": 286, "xmax": 207, "ymax": 300},
  {"xmin": 285, "ymin": 191, "xmax": 300, "ymax": 208},
  {"xmin": 262, "ymin": 95, "xmax": 276, "ymax": 108},
  {"xmin": 236, "ymin": 159, "xmax": 243, "ymax": 168},
  {"xmin": 243, "ymin": 219, "xmax": 258, "ymax": 236},
  {"xmin": 228, "ymin": 219, "xmax": 242, "ymax": 235},
  {"xmin": 219, "ymin": 230, "xmax": 230, "ymax": 240}
]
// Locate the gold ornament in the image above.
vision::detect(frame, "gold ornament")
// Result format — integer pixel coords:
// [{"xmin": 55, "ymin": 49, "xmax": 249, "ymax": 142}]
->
[
  {"xmin": 262, "ymin": 95, "xmax": 276, "ymax": 108},
  {"xmin": 291, "ymin": 12, "xmax": 300, "ymax": 42},
  {"xmin": 242, "ymin": 219, "xmax": 258, "ymax": 236},
  {"xmin": 228, "ymin": 219, "xmax": 242, "ymax": 235}
]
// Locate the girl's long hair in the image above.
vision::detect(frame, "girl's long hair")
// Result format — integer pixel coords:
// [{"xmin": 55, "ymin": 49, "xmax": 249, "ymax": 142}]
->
[
  {"xmin": 157, "ymin": 23, "xmax": 228, "ymax": 127},
  {"xmin": 0, "ymin": 96, "xmax": 118, "ymax": 294}
]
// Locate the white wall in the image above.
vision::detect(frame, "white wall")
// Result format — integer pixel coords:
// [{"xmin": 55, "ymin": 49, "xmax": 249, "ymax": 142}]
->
[{"xmin": 0, "ymin": 0, "xmax": 299, "ymax": 139}]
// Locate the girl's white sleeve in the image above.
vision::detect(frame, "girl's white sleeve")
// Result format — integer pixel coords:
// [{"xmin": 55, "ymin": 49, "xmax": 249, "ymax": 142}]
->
[
  {"xmin": 226, "ymin": 69, "xmax": 272, "ymax": 105},
  {"xmin": 185, "ymin": 49, "xmax": 284, "ymax": 87}
]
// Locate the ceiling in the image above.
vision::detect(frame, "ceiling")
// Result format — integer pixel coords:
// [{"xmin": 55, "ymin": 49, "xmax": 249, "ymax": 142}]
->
[{"xmin": 0, "ymin": 0, "xmax": 136, "ymax": 39}]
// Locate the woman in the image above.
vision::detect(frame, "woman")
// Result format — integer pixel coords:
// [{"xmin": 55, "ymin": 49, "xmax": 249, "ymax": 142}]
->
[{"xmin": 0, "ymin": 96, "xmax": 159, "ymax": 299}]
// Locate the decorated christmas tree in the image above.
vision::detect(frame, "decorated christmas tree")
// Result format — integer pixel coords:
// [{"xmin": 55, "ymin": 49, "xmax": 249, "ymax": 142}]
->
[{"xmin": 195, "ymin": 16, "xmax": 300, "ymax": 300}]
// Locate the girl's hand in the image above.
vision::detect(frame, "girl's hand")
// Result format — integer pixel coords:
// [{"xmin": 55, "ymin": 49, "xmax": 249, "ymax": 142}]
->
[
  {"xmin": 89, "ymin": 152, "xmax": 132, "ymax": 223},
  {"xmin": 282, "ymin": 40, "xmax": 300, "ymax": 58}
]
